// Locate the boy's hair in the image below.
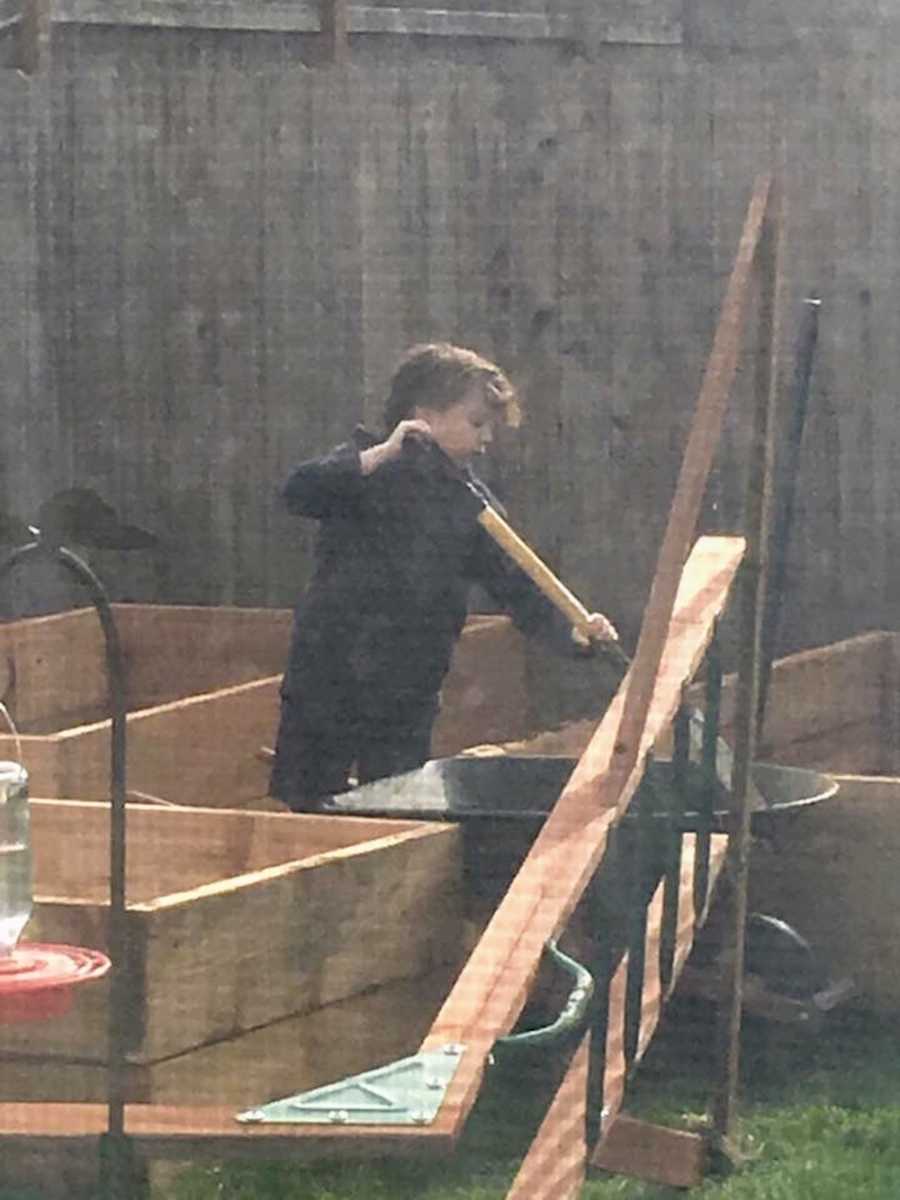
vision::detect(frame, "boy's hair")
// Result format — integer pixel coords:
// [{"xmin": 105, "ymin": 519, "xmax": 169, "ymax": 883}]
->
[{"xmin": 384, "ymin": 343, "xmax": 520, "ymax": 431}]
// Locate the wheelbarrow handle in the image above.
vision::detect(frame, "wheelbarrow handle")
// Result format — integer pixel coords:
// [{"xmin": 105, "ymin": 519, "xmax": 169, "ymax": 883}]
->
[{"xmin": 495, "ymin": 939, "xmax": 594, "ymax": 1051}]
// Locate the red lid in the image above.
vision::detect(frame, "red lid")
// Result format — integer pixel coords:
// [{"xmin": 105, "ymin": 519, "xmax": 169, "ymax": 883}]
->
[{"xmin": 0, "ymin": 943, "xmax": 111, "ymax": 1022}]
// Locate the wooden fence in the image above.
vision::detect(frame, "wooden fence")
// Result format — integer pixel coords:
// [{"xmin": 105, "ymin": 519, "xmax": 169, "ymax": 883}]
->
[{"xmin": 2, "ymin": 1, "xmax": 900, "ymax": 679}]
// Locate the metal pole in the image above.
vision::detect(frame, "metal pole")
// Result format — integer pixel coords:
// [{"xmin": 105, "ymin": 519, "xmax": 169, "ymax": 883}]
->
[
  {"xmin": 756, "ymin": 297, "xmax": 821, "ymax": 741},
  {"xmin": 0, "ymin": 541, "xmax": 134, "ymax": 1196}
]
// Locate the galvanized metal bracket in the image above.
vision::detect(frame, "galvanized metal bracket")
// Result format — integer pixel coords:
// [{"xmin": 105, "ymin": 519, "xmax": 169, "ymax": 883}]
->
[{"xmin": 235, "ymin": 1043, "xmax": 466, "ymax": 1126}]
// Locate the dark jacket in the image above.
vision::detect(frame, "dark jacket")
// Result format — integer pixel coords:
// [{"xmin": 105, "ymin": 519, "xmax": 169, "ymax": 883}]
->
[{"xmin": 280, "ymin": 428, "xmax": 574, "ymax": 728}]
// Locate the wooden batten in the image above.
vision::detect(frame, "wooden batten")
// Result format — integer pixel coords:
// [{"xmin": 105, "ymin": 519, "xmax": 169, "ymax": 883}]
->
[{"xmin": 1, "ymin": 802, "xmax": 463, "ymax": 1064}]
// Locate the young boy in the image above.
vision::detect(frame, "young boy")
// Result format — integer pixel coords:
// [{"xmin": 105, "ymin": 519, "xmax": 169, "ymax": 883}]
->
[{"xmin": 270, "ymin": 342, "xmax": 617, "ymax": 811}]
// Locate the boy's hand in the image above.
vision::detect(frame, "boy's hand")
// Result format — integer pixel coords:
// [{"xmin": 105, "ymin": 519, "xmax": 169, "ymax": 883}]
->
[
  {"xmin": 571, "ymin": 612, "xmax": 619, "ymax": 650},
  {"xmin": 360, "ymin": 419, "xmax": 433, "ymax": 475}
]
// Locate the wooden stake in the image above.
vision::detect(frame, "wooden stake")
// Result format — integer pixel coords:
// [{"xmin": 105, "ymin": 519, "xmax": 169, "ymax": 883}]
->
[
  {"xmin": 17, "ymin": 0, "xmax": 48, "ymax": 75},
  {"xmin": 711, "ymin": 178, "xmax": 785, "ymax": 1146}
]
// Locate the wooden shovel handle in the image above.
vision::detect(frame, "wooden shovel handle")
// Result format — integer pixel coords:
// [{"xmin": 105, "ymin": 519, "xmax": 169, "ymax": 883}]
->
[{"xmin": 476, "ymin": 505, "xmax": 594, "ymax": 634}]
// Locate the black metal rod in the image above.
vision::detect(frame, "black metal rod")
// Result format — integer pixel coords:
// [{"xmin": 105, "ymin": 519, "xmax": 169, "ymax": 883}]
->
[
  {"xmin": 694, "ymin": 630, "xmax": 721, "ymax": 918},
  {"xmin": 756, "ymin": 297, "xmax": 821, "ymax": 741},
  {"xmin": 624, "ymin": 754, "xmax": 655, "ymax": 1066},
  {"xmin": 0, "ymin": 541, "xmax": 131, "ymax": 1193},
  {"xmin": 660, "ymin": 704, "xmax": 690, "ymax": 993}
]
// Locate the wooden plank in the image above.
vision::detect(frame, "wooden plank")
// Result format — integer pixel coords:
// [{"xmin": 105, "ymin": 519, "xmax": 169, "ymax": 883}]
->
[
  {"xmin": 757, "ymin": 719, "xmax": 887, "ymax": 775},
  {"xmin": 592, "ymin": 1115, "xmax": 706, "ymax": 1189},
  {"xmin": 713, "ymin": 632, "xmax": 892, "ymax": 757},
  {"xmin": 712, "ymin": 176, "xmax": 784, "ymax": 1144},
  {"xmin": 50, "ymin": 1, "xmax": 683, "ymax": 43},
  {"xmin": 504, "ymin": 1035, "xmax": 591, "ymax": 1200},
  {"xmin": 635, "ymin": 881, "xmax": 665, "ymax": 1062},
  {"xmin": 320, "ymin": 0, "xmax": 348, "ymax": 63},
  {"xmin": 0, "ymin": 962, "xmax": 459, "ymax": 1104},
  {"xmin": 0, "ymin": 608, "xmax": 106, "ymax": 731},
  {"xmin": 749, "ymin": 772, "xmax": 900, "ymax": 1013},
  {"xmin": 589, "ymin": 832, "xmax": 728, "ymax": 1171},
  {"xmin": 611, "ymin": 175, "xmax": 769, "ymax": 788},
  {"xmin": 1, "ymin": 806, "xmax": 463, "ymax": 1063},
  {"xmin": 421, "ymin": 538, "xmax": 744, "ymax": 1138},
  {"xmin": 112, "ymin": 603, "xmax": 292, "ymax": 711},
  {"xmin": 0, "ymin": 612, "xmax": 526, "ymax": 806},
  {"xmin": 0, "ymin": 674, "xmax": 284, "ymax": 806},
  {"xmin": 600, "ymin": 955, "xmax": 629, "ymax": 1131}
]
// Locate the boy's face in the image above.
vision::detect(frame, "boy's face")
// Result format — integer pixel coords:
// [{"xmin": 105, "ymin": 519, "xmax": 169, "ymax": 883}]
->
[{"xmin": 416, "ymin": 385, "xmax": 495, "ymax": 466}]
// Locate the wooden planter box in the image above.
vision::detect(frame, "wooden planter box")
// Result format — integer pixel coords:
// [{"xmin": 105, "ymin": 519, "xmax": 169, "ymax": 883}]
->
[
  {"xmin": 0, "ymin": 800, "xmax": 463, "ymax": 1065},
  {"xmin": 0, "ymin": 604, "xmax": 528, "ymax": 807}
]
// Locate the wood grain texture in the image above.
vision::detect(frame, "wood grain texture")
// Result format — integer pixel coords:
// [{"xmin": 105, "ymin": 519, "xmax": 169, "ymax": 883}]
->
[
  {"xmin": 0, "ymin": 611, "xmax": 528, "ymax": 805},
  {"xmin": 0, "ymin": 803, "xmax": 463, "ymax": 1063},
  {"xmin": 504, "ymin": 1034, "xmax": 591, "ymax": 1200},
  {"xmin": 749, "ymin": 772, "xmax": 900, "ymax": 1013},
  {"xmin": 0, "ymin": 961, "xmax": 460, "ymax": 1104},
  {"xmin": 592, "ymin": 1115, "xmax": 706, "ymax": 1189},
  {"xmin": 49, "ymin": 1, "xmax": 683, "ymax": 42}
]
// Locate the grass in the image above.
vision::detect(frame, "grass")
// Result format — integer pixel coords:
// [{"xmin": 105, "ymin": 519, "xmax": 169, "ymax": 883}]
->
[{"xmin": 156, "ymin": 1001, "xmax": 900, "ymax": 1200}]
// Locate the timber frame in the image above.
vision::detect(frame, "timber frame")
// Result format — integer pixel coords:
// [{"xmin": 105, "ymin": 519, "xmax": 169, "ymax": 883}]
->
[{"xmin": 0, "ymin": 174, "xmax": 783, "ymax": 1195}]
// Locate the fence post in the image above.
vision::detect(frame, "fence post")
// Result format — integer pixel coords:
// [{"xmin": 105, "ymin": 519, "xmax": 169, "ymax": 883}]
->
[{"xmin": 321, "ymin": 0, "xmax": 349, "ymax": 63}]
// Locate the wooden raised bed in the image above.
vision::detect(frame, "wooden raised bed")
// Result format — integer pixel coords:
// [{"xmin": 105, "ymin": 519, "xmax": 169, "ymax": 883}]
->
[
  {"xmin": 474, "ymin": 631, "xmax": 898, "ymax": 776},
  {"xmin": 0, "ymin": 800, "xmax": 463, "ymax": 1066},
  {"xmin": 0, "ymin": 604, "xmax": 529, "ymax": 806},
  {"xmin": 474, "ymin": 630, "xmax": 900, "ymax": 1014}
]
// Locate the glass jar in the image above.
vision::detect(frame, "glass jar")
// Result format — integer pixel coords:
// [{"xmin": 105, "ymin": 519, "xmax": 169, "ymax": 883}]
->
[{"xmin": 0, "ymin": 762, "xmax": 31, "ymax": 956}]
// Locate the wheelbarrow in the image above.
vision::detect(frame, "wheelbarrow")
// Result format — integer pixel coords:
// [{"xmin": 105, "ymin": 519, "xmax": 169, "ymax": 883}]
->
[{"xmin": 322, "ymin": 754, "xmax": 850, "ymax": 1026}]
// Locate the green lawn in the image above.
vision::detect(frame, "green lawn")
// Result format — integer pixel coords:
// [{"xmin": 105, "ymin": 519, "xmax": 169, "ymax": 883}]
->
[{"xmin": 160, "ymin": 1003, "xmax": 900, "ymax": 1200}]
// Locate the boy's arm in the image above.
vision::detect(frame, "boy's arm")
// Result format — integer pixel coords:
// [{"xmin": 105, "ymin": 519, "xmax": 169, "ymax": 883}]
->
[
  {"xmin": 282, "ymin": 441, "xmax": 368, "ymax": 519},
  {"xmin": 283, "ymin": 421, "xmax": 432, "ymax": 518},
  {"xmin": 469, "ymin": 529, "xmax": 596, "ymax": 658}
]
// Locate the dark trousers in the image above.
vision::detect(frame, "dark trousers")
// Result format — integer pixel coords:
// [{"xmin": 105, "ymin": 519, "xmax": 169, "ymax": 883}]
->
[{"xmin": 269, "ymin": 690, "xmax": 438, "ymax": 812}]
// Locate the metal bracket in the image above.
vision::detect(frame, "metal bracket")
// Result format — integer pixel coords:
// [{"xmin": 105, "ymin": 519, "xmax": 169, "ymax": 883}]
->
[{"xmin": 236, "ymin": 1043, "xmax": 465, "ymax": 1126}]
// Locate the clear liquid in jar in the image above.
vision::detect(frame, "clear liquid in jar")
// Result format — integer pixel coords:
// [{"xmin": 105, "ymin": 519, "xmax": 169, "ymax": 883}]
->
[{"xmin": 0, "ymin": 763, "xmax": 31, "ymax": 957}]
